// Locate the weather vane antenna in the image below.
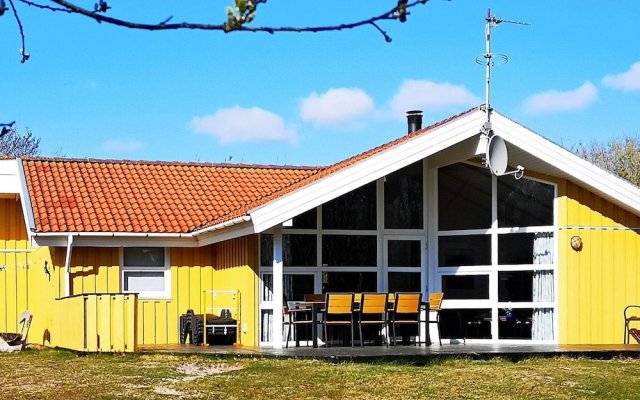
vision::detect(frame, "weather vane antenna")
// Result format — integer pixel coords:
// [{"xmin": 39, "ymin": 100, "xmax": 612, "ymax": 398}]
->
[{"xmin": 475, "ymin": 8, "xmax": 529, "ymax": 179}]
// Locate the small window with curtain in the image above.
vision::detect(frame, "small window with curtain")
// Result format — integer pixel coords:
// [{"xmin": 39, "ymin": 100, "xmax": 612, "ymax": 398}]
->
[{"xmin": 122, "ymin": 247, "xmax": 170, "ymax": 299}]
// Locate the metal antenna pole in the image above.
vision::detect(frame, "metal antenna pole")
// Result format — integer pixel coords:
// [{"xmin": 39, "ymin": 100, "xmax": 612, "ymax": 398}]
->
[
  {"xmin": 475, "ymin": 9, "xmax": 528, "ymax": 137},
  {"xmin": 484, "ymin": 8, "xmax": 493, "ymax": 125},
  {"xmin": 475, "ymin": 9, "xmax": 529, "ymax": 180}
]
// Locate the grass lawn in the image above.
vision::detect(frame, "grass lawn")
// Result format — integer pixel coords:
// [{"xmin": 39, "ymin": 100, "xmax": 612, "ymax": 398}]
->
[{"xmin": 1, "ymin": 349, "xmax": 640, "ymax": 399}]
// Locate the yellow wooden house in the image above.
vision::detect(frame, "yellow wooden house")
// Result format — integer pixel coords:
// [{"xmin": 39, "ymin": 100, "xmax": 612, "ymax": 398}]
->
[{"xmin": 1, "ymin": 107, "xmax": 639, "ymax": 351}]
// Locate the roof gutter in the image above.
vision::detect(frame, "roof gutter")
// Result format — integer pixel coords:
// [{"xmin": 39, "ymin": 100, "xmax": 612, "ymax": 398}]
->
[
  {"xmin": 30, "ymin": 215, "xmax": 252, "ymax": 239},
  {"xmin": 190, "ymin": 215, "xmax": 252, "ymax": 236}
]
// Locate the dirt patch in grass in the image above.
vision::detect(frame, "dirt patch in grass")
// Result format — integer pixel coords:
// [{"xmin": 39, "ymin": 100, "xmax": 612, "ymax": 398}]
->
[{"xmin": 2, "ymin": 349, "xmax": 640, "ymax": 399}]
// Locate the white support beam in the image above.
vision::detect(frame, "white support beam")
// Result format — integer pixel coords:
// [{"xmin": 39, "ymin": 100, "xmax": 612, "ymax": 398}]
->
[{"xmin": 271, "ymin": 228, "xmax": 284, "ymax": 348}]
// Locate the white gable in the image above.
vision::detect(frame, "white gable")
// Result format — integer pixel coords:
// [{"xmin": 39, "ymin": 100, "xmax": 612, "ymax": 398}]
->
[{"xmin": 250, "ymin": 109, "xmax": 640, "ymax": 233}]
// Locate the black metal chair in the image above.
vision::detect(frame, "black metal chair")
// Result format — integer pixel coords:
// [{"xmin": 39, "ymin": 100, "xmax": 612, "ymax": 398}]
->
[{"xmin": 624, "ymin": 305, "xmax": 640, "ymax": 344}]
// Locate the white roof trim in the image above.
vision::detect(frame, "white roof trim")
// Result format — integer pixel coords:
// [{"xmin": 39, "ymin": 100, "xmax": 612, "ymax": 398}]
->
[
  {"xmin": 22, "ymin": 108, "xmax": 640, "ymax": 248},
  {"xmin": 250, "ymin": 110, "xmax": 487, "ymax": 233},
  {"xmin": 250, "ymin": 108, "xmax": 640, "ymax": 233},
  {"xmin": 16, "ymin": 158, "xmax": 37, "ymax": 240},
  {"xmin": 492, "ymin": 112, "xmax": 640, "ymax": 215}
]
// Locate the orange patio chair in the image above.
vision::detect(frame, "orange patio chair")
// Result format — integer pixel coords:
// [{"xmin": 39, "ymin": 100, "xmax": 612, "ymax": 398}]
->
[
  {"xmin": 390, "ymin": 292, "xmax": 422, "ymax": 346},
  {"xmin": 357, "ymin": 293, "xmax": 389, "ymax": 347},
  {"xmin": 428, "ymin": 292, "xmax": 444, "ymax": 345},
  {"xmin": 323, "ymin": 293, "xmax": 355, "ymax": 347}
]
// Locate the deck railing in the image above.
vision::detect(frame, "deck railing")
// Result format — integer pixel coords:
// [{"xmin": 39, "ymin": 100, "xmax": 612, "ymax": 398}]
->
[{"xmin": 54, "ymin": 293, "xmax": 137, "ymax": 352}]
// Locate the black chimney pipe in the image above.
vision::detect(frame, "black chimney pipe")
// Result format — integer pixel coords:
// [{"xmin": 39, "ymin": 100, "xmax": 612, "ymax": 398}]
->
[{"xmin": 406, "ymin": 110, "xmax": 423, "ymax": 134}]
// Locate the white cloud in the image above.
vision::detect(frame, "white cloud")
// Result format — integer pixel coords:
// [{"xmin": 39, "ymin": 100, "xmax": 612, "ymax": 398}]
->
[
  {"xmin": 522, "ymin": 81, "xmax": 598, "ymax": 114},
  {"xmin": 602, "ymin": 62, "xmax": 640, "ymax": 92},
  {"xmin": 101, "ymin": 139, "xmax": 144, "ymax": 152},
  {"xmin": 388, "ymin": 80, "xmax": 480, "ymax": 118},
  {"xmin": 300, "ymin": 88, "xmax": 374, "ymax": 126},
  {"xmin": 191, "ymin": 106, "xmax": 297, "ymax": 144}
]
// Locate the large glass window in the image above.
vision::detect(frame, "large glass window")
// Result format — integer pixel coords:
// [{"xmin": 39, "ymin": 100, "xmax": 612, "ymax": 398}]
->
[
  {"xmin": 283, "ymin": 234, "xmax": 317, "ymax": 267},
  {"xmin": 388, "ymin": 272, "xmax": 421, "ymax": 293},
  {"xmin": 498, "ymin": 176, "xmax": 554, "ymax": 228},
  {"xmin": 260, "ymin": 234, "xmax": 273, "ymax": 267},
  {"xmin": 385, "ymin": 161, "xmax": 423, "ymax": 229},
  {"xmin": 262, "ymin": 273, "xmax": 315, "ymax": 302},
  {"xmin": 284, "ymin": 208, "xmax": 317, "ymax": 229},
  {"xmin": 498, "ymin": 271, "xmax": 533, "ymax": 302},
  {"xmin": 260, "ymin": 234, "xmax": 318, "ymax": 267},
  {"xmin": 436, "ymin": 162, "xmax": 556, "ymax": 342},
  {"xmin": 442, "ymin": 275, "xmax": 489, "ymax": 299},
  {"xmin": 440, "ymin": 309, "xmax": 492, "ymax": 339},
  {"xmin": 438, "ymin": 235, "xmax": 491, "ymax": 267},
  {"xmin": 438, "ymin": 163, "xmax": 492, "ymax": 230},
  {"xmin": 322, "ymin": 182, "xmax": 376, "ymax": 230},
  {"xmin": 388, "ymin": 240, "xmax": 421, "ymax": 267},
  {"xmin": 498, "ymin": 308, "xmax": 533, "ymax": 339},
  {"xmin": 498, "ymin": 233, "xmax": 554, "ymax": 265},
  {"xmin": 122, "ymin": 247, "xmax": 169, "ymax": 298},
  {"xmin": 322, "ymin": 272, "xmax": 377, "ymax": 293},
  {"xmin": 322, "ymin": 235, "xmax": 377, "ymax": 266}
]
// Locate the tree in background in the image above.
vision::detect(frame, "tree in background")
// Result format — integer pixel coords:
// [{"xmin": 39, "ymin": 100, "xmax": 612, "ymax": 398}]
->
[
  {"xmin": 574, "ymin": 136, "xmax": 640, "ymax": 187},
  {"xmin": 0, "ymin": 0, "xmax": 430, "ymax": 63},
  {"xmin": 0, "ymin": 124, "xmax": 40, "ymax": 157}
]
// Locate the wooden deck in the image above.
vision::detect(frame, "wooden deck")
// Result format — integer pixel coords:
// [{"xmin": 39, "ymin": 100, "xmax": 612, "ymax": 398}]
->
[{"xmin": 138, "ymin": 343, "xmax": 640, "ymax": 362}]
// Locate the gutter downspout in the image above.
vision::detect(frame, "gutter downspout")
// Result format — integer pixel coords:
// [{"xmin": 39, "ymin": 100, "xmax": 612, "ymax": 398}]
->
[{"xmin": 64, "ymin": 234, "xmax": 76, "ymax": 297}]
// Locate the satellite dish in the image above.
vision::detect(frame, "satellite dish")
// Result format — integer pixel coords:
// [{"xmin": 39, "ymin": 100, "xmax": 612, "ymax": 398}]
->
[{"xmin": 487, "ymin": 135, "xmax": 508, "ymax": 175}]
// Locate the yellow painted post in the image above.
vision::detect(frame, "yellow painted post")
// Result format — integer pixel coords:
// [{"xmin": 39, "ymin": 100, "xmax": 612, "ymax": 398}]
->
[
  {"xmin": 124, "ymin": 294, "xmax": 137, "ymax": 352},
  {"xmin": 111, "ymin": 294, "xmax": 125, "ymax": 351},
  {"xmin": 97, "ymin": 294, "xmax": 112, "ymax": 351},
  {"xmin": 85, "ymin": 295, "xmax": 98, "ymax": 351}
]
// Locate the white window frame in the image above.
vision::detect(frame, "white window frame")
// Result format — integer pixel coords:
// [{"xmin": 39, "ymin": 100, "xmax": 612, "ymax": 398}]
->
[
  {"xmin": 258, "ymin": 163, "xmax": 430, "ymax": 346},
  {"xmin": 120, "ymin": 247, "xmax": 171, "ymax": 299},
  {"xmin": 430, "ymin": 162, "xmax": 558, "ymax": 344},
  {"xmin": 383, "ymin": 235, "xmax": 425, "ymax": 293}
]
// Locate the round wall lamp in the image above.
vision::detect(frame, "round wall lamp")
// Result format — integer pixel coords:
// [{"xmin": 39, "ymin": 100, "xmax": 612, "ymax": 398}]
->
[{"xmin": 570, "ymin": 235, "xmax": 583, "ymax": 252}]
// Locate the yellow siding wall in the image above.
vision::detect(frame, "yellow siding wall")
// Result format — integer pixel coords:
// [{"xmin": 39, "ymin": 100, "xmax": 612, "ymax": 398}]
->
[
  {"xmin": 0, "ymin": 197, "xmax": 30, "ymax": 334},
  {"xmin": 0, "ymin": 197, "xmax": 260, "ymax": 350},
  {"xmin": 558, "ymin": 181, "xmax": 640, "ymax": 344},
  {"xmin": 0, "ymin": 198, "xmax": 70, "ymax": 347},
  {"xmin": 137, "ymin": 235, "xmax": 260, "ymax": 347},
  {"xmin": 69, "ymin": 248, "xmax": 120, "ymax": 295}
]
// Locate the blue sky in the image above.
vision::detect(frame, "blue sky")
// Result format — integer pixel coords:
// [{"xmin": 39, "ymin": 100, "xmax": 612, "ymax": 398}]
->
[{"xmin": 1, "ymin": 1, "xmax": 639, "ymax": 166}]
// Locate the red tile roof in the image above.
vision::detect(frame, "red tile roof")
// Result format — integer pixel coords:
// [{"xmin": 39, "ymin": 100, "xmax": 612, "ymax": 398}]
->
[
  {"xmin": 23, "ymin": 159, "xmax": 322, "ymax": 233},
  {"xmin": 23, "ymin": 107, "xmax": 479, "ymax": 234}
]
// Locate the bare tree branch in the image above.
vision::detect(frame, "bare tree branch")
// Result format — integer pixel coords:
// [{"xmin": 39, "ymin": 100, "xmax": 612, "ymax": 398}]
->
[
  {"xmin": 0, "ymin": 125, "xmax": 40, "ymax": 157},
  {"xmin": 44, "ymin": 0, "xmax": 429, "ymax": 35},
  {"xmin": 6, "ymin": 0, "xmax": 29, "ymax": 62},
  {"xmin": 3, "ymin": 0, "xmax": 433, "ymax": 63},
  {"xmin": 16, "ymin": 0, "xmax": 70, "ymax": 13}
]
